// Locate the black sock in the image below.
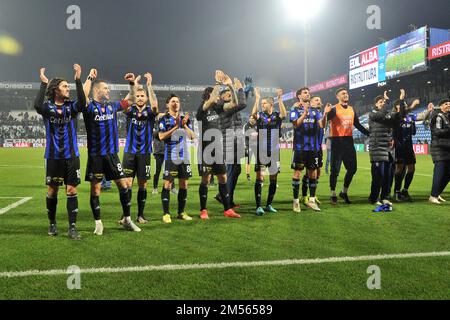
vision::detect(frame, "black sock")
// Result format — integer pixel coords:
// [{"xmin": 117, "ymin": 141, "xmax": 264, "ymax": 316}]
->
[
  {"xmin": 161, "ymin": 188, "xmax": 170, "ymax": 214},
  {"xmin": 90, "ymin": 195, "xmax": 101, "ymax": 220},
  {"xmin": 199, "ymin": 183, "xmax": 208, "ymax": 211},
  {"xmin": 292, "ymin": 179, "xmax": 300, "ymax": 200},
  {"xmin": 178, "ymin": 188, "xmax": 187, "ymax": 214},
  {"xmin": 267, "ymin": 180, "xmax": 277, "ymax": 206},
  {"xmin": 255, "ymin": 180, "xmax": 263, "ymax": 208},
  {"xmin": 137, "ymin": 188, "xmax": 147, "ymax": 216},
  {"xmin": 302, "ymin": 175, "xmax": 309, "ymax": 197},
  {"xmin": 404, "ymin": 172, "xmax": 414, "ymax": 191},
  {"xmin": 394, "ymin": 171, "xmax": 405, "ymax": 193},
  {"xmin": 218, "ymin": 183, "xmax": 231, "ymax": 211},
  {"xmin": 46, "ymin": 194, "xmax": 57, "ymax": 224},
  {"xmin": 119, "ymin": 188, "xmax": 131, "ymax": 217},
  {"xmin": 309, "ymin": 179, "xmax": 317, "ymax": 197},
  {"xmin": 66, "ymin": 194, "xmax": 78, "ymax": 225}
]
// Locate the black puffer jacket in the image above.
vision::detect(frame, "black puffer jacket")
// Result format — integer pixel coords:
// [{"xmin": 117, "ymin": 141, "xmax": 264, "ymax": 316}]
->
[
  {"xmin": 430, "ymin": 111, "xmax": 450, "ymax": 162},
  {"xmin": 368, "ymin": 106, "xmax": 397, "ymax": 162}
]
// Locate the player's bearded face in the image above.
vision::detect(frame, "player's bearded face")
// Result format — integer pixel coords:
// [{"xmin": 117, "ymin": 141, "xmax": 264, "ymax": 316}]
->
[
  {"xmin": 57, "ymin": 81, "xmax": 70, "ymax": 100},
  {"xmin": 136, "ymin": 91, "xmax": 148, "ymax": 107},
  {"xmin": 299, "ymin": 91, "xmax": 310, "ymax": 103},
  {"xmin": 261, "ymin": 100, "xmax": 273, "ymax": 113},
  {"xmin": 97, "ymin": 83, "xmax": 110, "ymax": 101}
]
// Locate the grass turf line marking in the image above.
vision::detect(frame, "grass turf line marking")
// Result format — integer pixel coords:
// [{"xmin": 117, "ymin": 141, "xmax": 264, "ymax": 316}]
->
[
  {"xmin": 1, "ymin": 251, "xmax": 449, "ymax": 278},
  {"xmin": 0, "ymin": 197, "xmax": 32, "ymax": 215}
]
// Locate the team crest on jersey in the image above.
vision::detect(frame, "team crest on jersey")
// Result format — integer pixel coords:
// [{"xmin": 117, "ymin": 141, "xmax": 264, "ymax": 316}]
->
[
  {"xmin": 160, "ymin": 123, "xmax": 165, "ymax": 130},
  {"xmin": 108, "ymin": 105, "xmax": 113, "ymax": 112}
]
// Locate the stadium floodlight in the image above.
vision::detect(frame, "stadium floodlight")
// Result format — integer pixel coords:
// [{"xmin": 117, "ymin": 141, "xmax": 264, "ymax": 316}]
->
[
  {"xmin": 283, "ymin": 0, "xmax": 324, "ymax": 86},
  {"xmin": 284, "ymin": 0, "xmax": 324, "ymax": 21}
]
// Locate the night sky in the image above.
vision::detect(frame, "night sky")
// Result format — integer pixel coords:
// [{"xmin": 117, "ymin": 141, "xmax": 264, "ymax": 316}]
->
[{"xmin": 0, "ymin": 0, "xmax": 448, "ymax": 90}]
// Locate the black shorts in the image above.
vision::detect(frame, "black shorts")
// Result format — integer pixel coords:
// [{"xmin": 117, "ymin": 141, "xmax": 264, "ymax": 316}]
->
[
  {"xmin": 45, "ymin": 157, "xmax": 81, "ymax": 186},
  {"xmin": 395, "ymin": 145, "xmax": 416, "ymax": 165},
  {"xmin": 291, "ymin": 150, "xmax": 320, "ymax": 171},
  {"xmin": 163, "ymin": 159, "xmax": 192, "ymax": 180},
  {"xmin": 123, "ymin": 153, "xmax": 151, "ymax": 180},
  {"xmin": 318, "ymin": 149, "xmax": 324, "ymax": 168},
  {"xmin": 198, "ymin": 163, "xmax": 227, "ymax": 176},
  {"xmin": 85, "ymin": 153, "xmax": 126, "ymax": 182}
]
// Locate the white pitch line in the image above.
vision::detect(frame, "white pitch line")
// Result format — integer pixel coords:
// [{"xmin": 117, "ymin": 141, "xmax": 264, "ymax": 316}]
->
[
  {"xmin": 1, "ymin": 251, "xmax": 449, "ymax": 279},
  {"xmin": 0, "ymin": 197, "xmax": 33, "ymax": 215}
]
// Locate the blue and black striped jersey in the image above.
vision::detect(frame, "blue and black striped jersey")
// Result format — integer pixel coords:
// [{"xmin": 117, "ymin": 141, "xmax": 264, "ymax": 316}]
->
[
  {"xmin": 158, "ymin": 113, "xmax": 192, "ymax": 161},
  {"xmin": 256, "ymin": 111, "xmax": 282, "ymax": 156},
  {"xmin": 290, "ymin": 106, "xmax": 322, "ymax": 152},
  {"xmin": 124, "ymin": 105, "xmax": 156, "ymax": 155},
  {"xmin": 83, "ymin": 100, "xmax": 128, "ymax": 156},
  {"xmin": 34, "ymin": 81, "xmax": 85, "ymax": 160}
]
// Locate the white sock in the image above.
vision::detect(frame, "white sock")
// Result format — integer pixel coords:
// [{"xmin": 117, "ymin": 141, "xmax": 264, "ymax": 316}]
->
[{"xmin": 95, "ymin": 219, "xmax": 102, "ymax": 225}]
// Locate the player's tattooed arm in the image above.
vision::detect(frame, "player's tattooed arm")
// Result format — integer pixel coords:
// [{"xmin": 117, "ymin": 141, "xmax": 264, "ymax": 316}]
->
[
  {"xmin": 122, "ymin": 73, "xmax": 138, "ymax": 111},
  {"xmin": 34, "ymin": 68, "xmax": 48, "ymax": 114},
  {"xmin": 277, "ymin": 88, "xmax": 287, "ymax": 120},
  {"xmin": 250, "ymin": 87, "xmax": 261, "ymax": 120},
  {"xmin": 83, "ymin": 68, "xmax": 97, "ymax": 103},
  {"xmin": 73, "ymin": 64, "xmax": 87, "ymax": 108},
  {"xmin": 144, "ymin": 72, "xmax": 158, "ymax": 113}
]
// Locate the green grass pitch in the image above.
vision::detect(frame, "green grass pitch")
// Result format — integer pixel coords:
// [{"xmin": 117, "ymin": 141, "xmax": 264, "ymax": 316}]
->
[{"xmin": 0, "ymin": 147, "xmax": 449, "ymax": 300}]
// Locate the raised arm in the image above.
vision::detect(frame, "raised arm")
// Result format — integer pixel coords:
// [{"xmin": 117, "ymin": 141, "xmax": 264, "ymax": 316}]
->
[
  {"xmin": 73, "ymin": 64, "xmax": 87, "ymax": 109},
  {"xmin": 415, "ymin": 103, "xmax": 434, "ymax": 122},
  {"xmin": 144, "ymin": 72, "xmax": 158, "ymax": 113},
  {"xmin": 407, "ymin": 99, "xmax": 421, "ymax": 111},
  {"xmin": 34, "ymin": 68, "xmax": 48, "ymax": 114},
  {"xmin": 277, "ymin": 88, "xmax": 287, "ymax": 120},
  {"xmin": 251, "ymin": 87, "xmax": 261, "ymax": 120},
  {"xmin": 120, "ymin": 73, "xmax": 138, "ymax": 111},
  {"xmin": 83, "ymin": 68, "xmax": 97, "ymax": 102}
]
